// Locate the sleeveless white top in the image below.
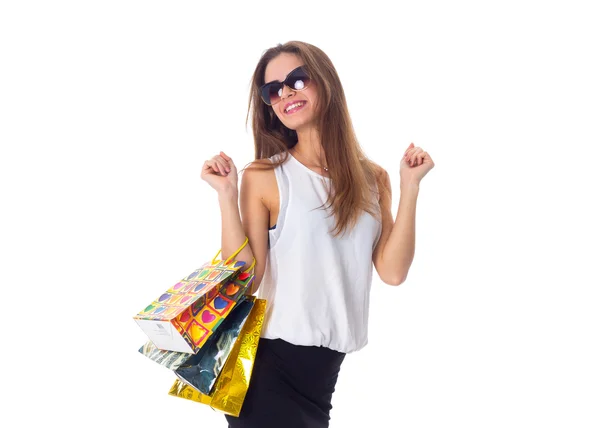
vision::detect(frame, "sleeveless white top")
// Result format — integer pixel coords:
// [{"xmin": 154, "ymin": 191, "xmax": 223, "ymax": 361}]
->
[{"xmin": 257, "ymin": 152, "xmax": 382, "ymax": 353}]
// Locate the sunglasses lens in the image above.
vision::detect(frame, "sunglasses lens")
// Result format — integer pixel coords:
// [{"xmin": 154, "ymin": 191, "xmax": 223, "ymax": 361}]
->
[
  {"xmin": 286, "ymin": 68, "xmax": 311, "ymax": 92},
  {"xmin": 260, "ymin": 67, "xmax": 311, "ymax": 105},
  {"xmin": 261, "ymin": 83, "xmax": 283, "ymax": 105}
]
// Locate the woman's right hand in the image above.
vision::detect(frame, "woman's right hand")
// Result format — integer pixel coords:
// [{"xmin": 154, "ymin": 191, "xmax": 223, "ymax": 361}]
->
[{"xmin": 201, "ymin": 151, "xmax": 239, "ymax": 196}]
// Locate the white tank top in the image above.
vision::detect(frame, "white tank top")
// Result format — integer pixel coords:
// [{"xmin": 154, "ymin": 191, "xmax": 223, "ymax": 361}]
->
[{"xmin": 257, "ymin": 152, "xmax": 382, "ymax": 353}]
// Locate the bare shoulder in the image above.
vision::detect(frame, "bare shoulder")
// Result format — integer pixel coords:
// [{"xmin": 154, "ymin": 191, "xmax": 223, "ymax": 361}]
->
[
  {"xmin": 240, "ymin": 158, "xmax": 279, "ymax": 214},
  {"xmin": 241, "ymin": 159, "xmax": 276, "ymax": 190}
]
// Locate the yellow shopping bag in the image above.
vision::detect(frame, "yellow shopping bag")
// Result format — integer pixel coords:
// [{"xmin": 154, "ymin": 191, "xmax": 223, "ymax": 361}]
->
[{"xmin": 168, "ymin": 298, "xmax": 266, "ymax": 417}]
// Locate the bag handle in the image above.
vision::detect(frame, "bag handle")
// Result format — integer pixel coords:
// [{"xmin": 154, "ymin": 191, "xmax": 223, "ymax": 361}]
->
[
  {"xmin": 212, "ymin": 237, "xmax": 256, "ymax": 273},
  {"xmin": 242, "ymin": 257, "xmax": 256, "ymax": 274}
]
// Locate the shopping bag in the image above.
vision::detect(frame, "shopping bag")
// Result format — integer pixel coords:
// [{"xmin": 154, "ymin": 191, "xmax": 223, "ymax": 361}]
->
[
  {"xmin": 138, "ymin": 340, "xmax": 193, "ymax": 370},
  {"xmin": 174, "ymin": 296, "xmax": 256, "ymax": 395},
  {"xmin": 133, "ymin": 237, "xmax": 255, "ymax": 353},
  {"xmin": 168, "ymin": 298, "xmax": 267, "ymax": 417},
  {"xmin": 137, "ymin": 313, "xmax": 230, "ymax": 371},
  {"xmin": 138, "ymin": 295, "xmax": 254, "ymax": 374}
]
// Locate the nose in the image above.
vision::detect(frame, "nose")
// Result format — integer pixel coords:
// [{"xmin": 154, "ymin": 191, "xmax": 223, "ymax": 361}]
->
[{"xmin": 280, "ymin": 84, "xmax": 295, "ymax": 100}]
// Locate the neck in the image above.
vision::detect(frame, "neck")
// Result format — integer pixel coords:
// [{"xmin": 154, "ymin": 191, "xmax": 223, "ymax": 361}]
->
[{"xmin": 293, "ymin": 127, "xmax": 326, "ymax": 167}]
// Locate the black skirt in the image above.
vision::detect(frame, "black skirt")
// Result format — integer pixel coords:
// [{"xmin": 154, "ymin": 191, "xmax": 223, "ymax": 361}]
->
[{"xmin": 225, "ymin": 337, "xmax": 346, "ymax": 428}]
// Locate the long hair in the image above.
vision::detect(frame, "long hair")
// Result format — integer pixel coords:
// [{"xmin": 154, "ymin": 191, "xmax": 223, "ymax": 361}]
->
[{"xmin": 245, "ymin": 41, "xmax": 382, "ymax": 237}]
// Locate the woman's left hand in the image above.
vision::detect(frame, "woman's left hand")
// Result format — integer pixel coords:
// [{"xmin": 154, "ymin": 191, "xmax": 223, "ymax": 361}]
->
[{"xmin": 400, "ymin": 142, "xmax": 435, "ymax": 185}]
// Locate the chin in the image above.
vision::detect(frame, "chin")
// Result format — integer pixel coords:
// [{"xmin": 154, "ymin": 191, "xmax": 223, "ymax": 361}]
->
[{"xmin": 282, "ymin": 116, "xmax": 316, "ymax": 132}]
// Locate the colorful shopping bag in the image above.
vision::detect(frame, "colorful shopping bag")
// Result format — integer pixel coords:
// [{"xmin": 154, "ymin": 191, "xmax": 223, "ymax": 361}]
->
[
  {"xmin": 169, "ymin": 298, "xmax": 267, "ymax": 417},
  {"xmin": 134, "ymin": 238, "xmax": 255, "ymax": 353},
  {"xmin": 174, "ymin": 296, "xmax": 256, "ymax": 395},
  {"xmin": 138, "ymin": 295, "xmax": 254, "ymax": 374}
]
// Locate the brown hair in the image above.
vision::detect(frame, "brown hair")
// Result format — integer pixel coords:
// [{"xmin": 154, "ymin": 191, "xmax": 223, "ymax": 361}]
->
[{"xmin": 244, "ymin": 41, "xmax": 383, "ymax": 237}]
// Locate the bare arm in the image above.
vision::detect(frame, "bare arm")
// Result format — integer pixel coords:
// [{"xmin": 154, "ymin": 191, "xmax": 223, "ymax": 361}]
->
[
  {"xmin": 237, "ymin": 164, "xmax": 270, "ymax": 294},
  {"xmin": 220, "ymin": 166, "xmax": 270, "ymax": 294},
  {"xmin": 201, "ymin": 153, "xmax": 270, "ymax": 295},
  {"xmin": 218, "ymin": 190, "xmax": 256, "ymax": 279},
  {"xmin": 372, "ymin": 167, "xmax": 418, "ymax": 285},
  {"xmin": 372, "ymin": 143, "xmax": 434, "ymax": 285}
]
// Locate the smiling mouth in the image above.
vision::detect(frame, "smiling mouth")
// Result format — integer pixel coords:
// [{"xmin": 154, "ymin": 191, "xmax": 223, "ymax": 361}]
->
[{"xmin": 284, "ymin": 101, "xmax": 307, "ymax": 115}]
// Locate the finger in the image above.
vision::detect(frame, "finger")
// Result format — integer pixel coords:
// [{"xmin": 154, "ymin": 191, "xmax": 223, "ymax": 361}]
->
[
  {"xmin": 215, "ymin": 160, "xmax": 227, "ymax": 176},
  {"xmin": 219, "ymin": 152, "xmax": 232, "ymax": 162},
  {"xmin": 210, "ymin": 156, "xmax": 227, "ymax": 174},
  {"xmin": 222, "ymin": 159, "xmax": 231, "ymax": 173},
  {"xmin": 214, "ymin": 155, "xmax": 231, "ymax": 173},
  {"xmin": 219, "ymin": 158, "xmax": 232, "ymax": 174},
  {"xmin": 202, "ymin": 160, "xmax": 216, "ymax": 173},
  {"xmin": 207, "ymin": 159, "xmax": 225, "ymax": 176},
  {"xmin": 408, "ymin": 151, "xmax": 417, "ymax": 166},
  {"xmin": 409, "ymin": 148, "xmax": 423, "ymax": 165},
  {"xmin": 405, "ymin": 145, "xmax": 421, "ymax": 158},
  {"xmin": 417, "ymin": 151, "xmax": 427, "ymax": 165},
  {"xmin": 220, "ymin": 158, "xmax": 231, "ymax": 172}
]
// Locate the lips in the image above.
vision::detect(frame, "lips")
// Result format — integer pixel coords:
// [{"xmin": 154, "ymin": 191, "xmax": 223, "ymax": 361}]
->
[{"xmin": 284, "ymin": 101, "xmax": 307, "ymax": 114}]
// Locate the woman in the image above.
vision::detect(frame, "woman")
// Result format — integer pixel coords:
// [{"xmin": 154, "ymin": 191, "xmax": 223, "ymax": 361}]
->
[{"xmin": 201, "ymin": 41, "xmax": 434, "ymax": 428}]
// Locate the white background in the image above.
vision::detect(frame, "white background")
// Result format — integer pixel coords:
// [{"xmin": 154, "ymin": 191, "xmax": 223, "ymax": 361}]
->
[{"xmin": 1, "ymin": 1, "xmax": 599, "ymax": 427}]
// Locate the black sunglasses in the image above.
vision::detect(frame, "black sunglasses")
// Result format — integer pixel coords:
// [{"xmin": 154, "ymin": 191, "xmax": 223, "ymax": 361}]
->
[{"xmin": 260, "ymin": 66, "xmax": 312, "ymax": 106}]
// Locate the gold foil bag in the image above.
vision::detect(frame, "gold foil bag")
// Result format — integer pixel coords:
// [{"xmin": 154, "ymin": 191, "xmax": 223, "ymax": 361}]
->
[{"xmin": 169, "ymin": 298, "xmax": 266, "ymax": 417}]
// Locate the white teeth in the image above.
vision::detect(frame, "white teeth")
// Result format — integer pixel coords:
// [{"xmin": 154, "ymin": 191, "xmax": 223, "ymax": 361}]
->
[{"xmin": 285, "ymin": 102, "xmax": 305, "ymax": 113}]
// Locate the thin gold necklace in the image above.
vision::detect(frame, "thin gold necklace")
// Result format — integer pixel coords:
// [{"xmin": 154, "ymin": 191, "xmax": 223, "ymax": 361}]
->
[{"xmin": 291, "ymin": 148, "xmax": 329, "ymax": 172}]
